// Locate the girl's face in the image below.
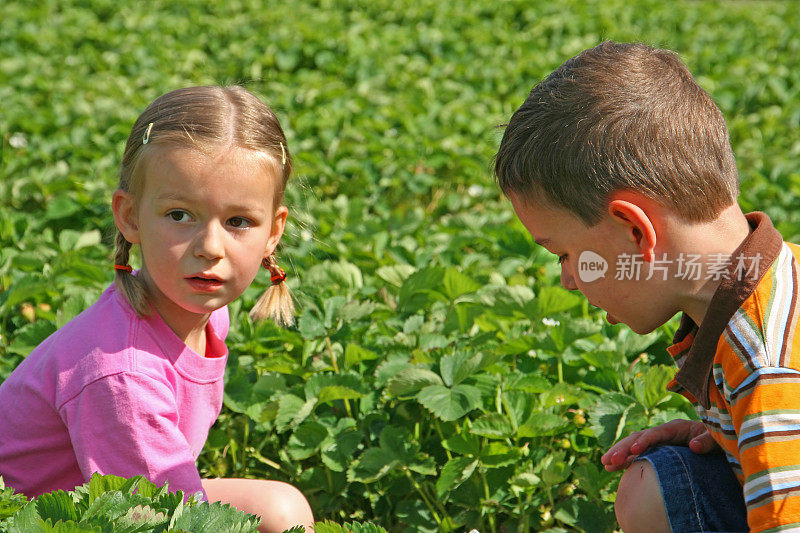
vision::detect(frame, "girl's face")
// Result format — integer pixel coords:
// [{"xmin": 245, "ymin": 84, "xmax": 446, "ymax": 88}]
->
[{"xmin": 113, "ymin": 144, "xmax": 287, "ymax": 336}]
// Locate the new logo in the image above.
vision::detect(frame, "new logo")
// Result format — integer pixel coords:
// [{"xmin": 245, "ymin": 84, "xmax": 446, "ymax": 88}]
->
[{"xmin": 578, "ymin": 250, "xmax": 608, "ymax": 283}]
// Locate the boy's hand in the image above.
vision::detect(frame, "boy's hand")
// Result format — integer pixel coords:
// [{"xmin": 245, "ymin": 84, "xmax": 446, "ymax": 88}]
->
[{"xmin": 600, "ymin": 420, "xmax": 719, "ymax": 472}]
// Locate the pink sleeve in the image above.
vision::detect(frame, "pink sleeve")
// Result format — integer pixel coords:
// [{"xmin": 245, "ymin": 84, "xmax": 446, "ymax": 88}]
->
[{"xmin": 59, "ymin": 372, "xmax": 206, "ymax": 499}]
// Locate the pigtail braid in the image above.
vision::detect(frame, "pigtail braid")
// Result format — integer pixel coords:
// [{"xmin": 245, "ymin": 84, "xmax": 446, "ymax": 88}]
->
[
  {"xmin": 249, "ymin": 255, "xmax": 295, "ymax": 327},
  {"xmin": 113, "ymin": 231, "xmax": 151, "ymax": 316}
]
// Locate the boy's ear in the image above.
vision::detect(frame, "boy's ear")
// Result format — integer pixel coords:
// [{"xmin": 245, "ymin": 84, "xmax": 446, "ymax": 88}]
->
[
  {"xmin": 607, "ymin": 199, "xmax": 657, "ymax": 262},
  {"xmin": 112, "ymin": 190, "xmax": 141, "ymax": 245},
  {"xmin": 264, "ymin": 205, "xmax": 289, "ymax": 259}
]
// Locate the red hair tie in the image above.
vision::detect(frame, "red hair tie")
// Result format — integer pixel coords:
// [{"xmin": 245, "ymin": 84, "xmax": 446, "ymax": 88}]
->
[
  {"xmin": 270, "ymin": 267, "xmax": 287, "ymax": 285},
  {"xmin": 114, "ymin": 265, "xmax": 133, "ymax": 273}
]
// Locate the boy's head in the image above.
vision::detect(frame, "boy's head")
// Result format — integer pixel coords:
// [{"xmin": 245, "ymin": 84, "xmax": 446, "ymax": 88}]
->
[
  {"xmin": 493, "ymin": 41, "xmax": 738, "ymax": 226},
  {"xmin": 495, "ymin": 42, "xmax": 744, "ymax": 333}
]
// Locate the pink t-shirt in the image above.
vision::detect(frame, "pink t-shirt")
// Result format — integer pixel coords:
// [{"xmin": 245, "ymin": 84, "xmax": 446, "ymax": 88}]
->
[{"xmin": 0, "ymin": 284, "xmax": 229, "ymax": 499}]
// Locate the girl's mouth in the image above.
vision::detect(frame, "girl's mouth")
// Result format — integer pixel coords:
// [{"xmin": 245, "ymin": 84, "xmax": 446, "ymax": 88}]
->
[{"xmin": 185, "ymin": 276, "xmax": 223, "ymax": 292}]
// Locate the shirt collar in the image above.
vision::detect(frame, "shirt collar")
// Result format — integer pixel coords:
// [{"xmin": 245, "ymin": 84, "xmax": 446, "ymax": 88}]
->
[{"xmin": 670, "ymin": 211, "xmax": 783, "ymax": 409}]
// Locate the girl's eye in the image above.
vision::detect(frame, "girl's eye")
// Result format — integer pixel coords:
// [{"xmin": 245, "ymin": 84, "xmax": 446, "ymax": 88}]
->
[
  {"xmin": 228, "ymin": 217, "xmax": 252, "ymax": 229},
  {"xmin": 558, "ymin": 254, "xmax": 568, "ymax": 265},
  {"xmin": 167, "ymin": 210, "xmax": 191, "ymax": 222}
]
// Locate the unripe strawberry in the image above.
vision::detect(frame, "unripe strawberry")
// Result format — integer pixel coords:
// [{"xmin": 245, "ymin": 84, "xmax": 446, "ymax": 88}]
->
[
  {"xmin": 539, "ymin": 507, "xmax": 554, "ymax": 526},
  {"xmin": 573, "ymin": 411, "xmax": 586, "ymax": 426},
  {"xmin": 559, "ymin": 483, "xmax": 576, "ymax": 497},
  {"xmin": 37, "ymin": 302, "xmax": 52, "ymax": 312},
  {"xmin": 21, "ymin": 303, "xmax": 35, "ymax": 323},
  {"xmin": 558, "ymin": 438, "xmax": 571, "ymax": 449}
]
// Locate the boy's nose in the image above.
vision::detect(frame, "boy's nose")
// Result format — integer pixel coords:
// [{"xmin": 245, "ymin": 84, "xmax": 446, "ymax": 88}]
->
[
  {"xmin": 195, "ymin": 223, "xmax": 225, "ymax": 260},
  {"xmin": 560, "ymin": 269, "xmax": 578, "ymax": 291}
]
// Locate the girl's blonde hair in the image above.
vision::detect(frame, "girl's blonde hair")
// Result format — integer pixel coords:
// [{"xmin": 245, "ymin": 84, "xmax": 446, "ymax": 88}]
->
[{"xmin": 114, "ymin": 85, "xmax": 295, "ymax": 326}]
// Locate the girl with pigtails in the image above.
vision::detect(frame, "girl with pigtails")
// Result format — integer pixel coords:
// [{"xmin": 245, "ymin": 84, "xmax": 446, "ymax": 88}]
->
[{"xmin": 0, "ymin": 86, "xmax": 314, "ymax": 532}]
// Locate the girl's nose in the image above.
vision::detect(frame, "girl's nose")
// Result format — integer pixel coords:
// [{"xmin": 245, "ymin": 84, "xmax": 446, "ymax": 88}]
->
[{"xmin": 195, "ymin": 222, "xmax": 225, "ymax": 260}]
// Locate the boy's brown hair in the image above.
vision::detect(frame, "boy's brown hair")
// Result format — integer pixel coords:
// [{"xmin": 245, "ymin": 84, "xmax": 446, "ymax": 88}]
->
[{"xmin": 494, "ymin": 41, "xmax": 739, "ymax": 226}]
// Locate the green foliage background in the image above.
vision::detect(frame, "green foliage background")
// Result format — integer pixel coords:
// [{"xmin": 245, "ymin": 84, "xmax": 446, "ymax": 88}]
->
[{"xmin": 2, "ymin": 1, "xmax": 799, "ymax": 531}]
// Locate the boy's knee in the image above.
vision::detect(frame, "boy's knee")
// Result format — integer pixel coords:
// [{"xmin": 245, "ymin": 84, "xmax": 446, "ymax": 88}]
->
[{"xmin": 615, "ymin": 460, "xmax": 670, "ymax": 533}]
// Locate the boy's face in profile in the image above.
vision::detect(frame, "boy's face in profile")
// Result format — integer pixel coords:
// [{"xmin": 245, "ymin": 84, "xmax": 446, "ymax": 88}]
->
[{"xmin": 509, "ymin": 194, "xmax": 679, "ymax": 335}]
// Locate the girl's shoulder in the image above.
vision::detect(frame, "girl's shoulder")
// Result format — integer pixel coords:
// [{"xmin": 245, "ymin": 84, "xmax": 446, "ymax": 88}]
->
[{"xmin": 3, "ymin": 285, "xmax": 147, "ymax": 407}]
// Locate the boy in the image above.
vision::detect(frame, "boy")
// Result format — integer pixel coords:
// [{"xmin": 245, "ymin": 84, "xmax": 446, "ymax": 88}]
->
[{"xmin": 494, "ymin": 41, "xmax": 800, "ymax": 532}]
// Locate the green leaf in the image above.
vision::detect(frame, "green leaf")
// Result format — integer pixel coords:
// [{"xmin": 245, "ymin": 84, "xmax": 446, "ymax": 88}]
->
[
  {"xmin": 224, "ymin": 371, "xmax": 254, "ymax": 414},
  {"xmin": 398, "ymin": 267, "xmax": 446, "ymax": 313},
  {"xmin": 347, "ymin": 448, "xmax": 398, "ymax": 483},
  {"xmin": 311, "ymin": 520, "xmax": 388, "ymax": 533},
  {"xmin": 517, "ymin": 413, "xmax": 571, "ymax": 438},
  {"xmin": 45, "ymin": 196, "xmax": 81, "ymax": 221},
  {"xmin": 376, "ymin": 265, "xmax": 416, "ymax": 287},
  {"xmin": 441, "ymin": 268, "xmax": 480, "ymax": 301},
  {"xmin": 305, "ymin": 373, "xmax": 365, "ymax": 403},
  {"xmin": 416, "ymin": 384, "xmax": 482, "ymax": 421},
  {"xmin": 435, "ymin": 456, "xmax": 478, "ymax": 498},
  {"xmin": 344, "ymin": 344, "xmax": 379, "ymax": 367},
  {"xmin": 287, "ymin": 421, "xmax": 329, "ymax": 460},
  {"xmin": 0, "ymin": 478, "xmax": 29, "ymax": 522},
  {"xmin": 169, "ymin": 501, "xmax": 260, "ymax": 532},
  {"xmin": 386, "ymin": 366, "xmax": 443, "ymax": 397},
  {"xmin": 536, "ymin": 319, "xmax": 601, "ymax": 352},
  {"xmin": 81, "ymin": 492, "xmax": 147, "ymax": 524},
  {"xmin": 540, "ymin": 382, "xmax": 583, "ymax": 408},
  {"xmin": 470, "ymin": 413, "xmax": 514, "ymax": 440},
  {"xmin": 439, "ymin": 351, "xmax": 481, "ymax": 387},
  {"xmin": 337, "ymin": 300, "xmax": 376, "ymax": 322},
  {"xmin": 113, "ymin": 504, "xmax": 169, "ymax": 533},
  {"xmin": 538, "ymin": 450, "xmax": 572, "ymax": 486},
  {"xmin": 573, "ymin": 463, "xmax": 616, "ymax": 501},
  {"xmin": 34, "ymin": 491, "xmax": 77, "ymax": 524},
  {"xmin": 634, "ymin": 365, "xmax": 677, "ymax": 410},
  {"xmin": 320, "ymin": 421, "xmax": 362, "ymax": 472},
  {"xmin": 480, "ymin": 442, "xmax": 521, "ymax": 468},
  {"xmin": 528, "ymin": 286, "xmax": 581, "ymax": 319},
  {"xmin": 441, "ymin": 432, "xmax": 481, "ymax": 456},
  {"xmin": 35, "ymin": 519, "xmax": 103, "ymax": 532},
  {"xmin": 275, "ymin": 394, "xmax": 317, "ymax": 431},
  {"xmin": 379, "ymin": 426, "xmax": 419, "ymax": 463},
  {"xmin": 317, "ymin": 386, "xmax": 364, "ymax": 404},
  {"xmin": 298, "ymin": 312, "xmax": 327, "ymax": 339},
  {"xmin": 508, "ymin": 374, "xmax": 552, "ymax": 393},
  {"xmin": 588, "ymin": 393, "xmax": 643, "ymax": 448},
  {"xmin": 85, "ymin": 474, "xmax": 139, "ymax": 504},
  {"xmin": 510, "ymin": 471, "xmax": 541, "ymax": 491},
  {"xmin": 6, "ymin": 501, "xmax": 40, "ymax": 533},
  {"xmin": 407, "ymin": 456, "xmax": 436, "ymax": 477},
  {"xmin": 305, "ymin": 261, "xmax": 363, "ymax": 291}
]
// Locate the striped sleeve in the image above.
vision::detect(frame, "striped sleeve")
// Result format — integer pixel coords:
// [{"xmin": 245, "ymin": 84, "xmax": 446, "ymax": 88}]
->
[{"xmin": 723, "ymin": 244, "xmax": 800, "ymax": 531}]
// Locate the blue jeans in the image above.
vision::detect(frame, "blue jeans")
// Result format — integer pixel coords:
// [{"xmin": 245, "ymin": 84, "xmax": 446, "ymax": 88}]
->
[{"xmin": 635, "ymin": 445, "xmax": 748, "ymax": 533}]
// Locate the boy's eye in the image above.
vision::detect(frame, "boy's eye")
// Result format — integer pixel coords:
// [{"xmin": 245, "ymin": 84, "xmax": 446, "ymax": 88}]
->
[
  {"xmin": 167, "ymin": 210, "xmax": 191, "ymax": 222},
  {"xmin": 228, "ymin": 217, "xmax": 252, "ymax": 229}
]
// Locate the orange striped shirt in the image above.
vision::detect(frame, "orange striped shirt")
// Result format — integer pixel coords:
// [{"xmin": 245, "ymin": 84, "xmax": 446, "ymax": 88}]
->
[{"xmin": 668, "ymin": 212, "xmax": 800, "ymax": 532}]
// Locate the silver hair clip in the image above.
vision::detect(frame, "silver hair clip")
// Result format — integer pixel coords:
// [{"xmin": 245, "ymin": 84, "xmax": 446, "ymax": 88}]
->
[
  {"xmin": 280, "ymin": 141, "xmax": 286, "ymax": 165},
  {"xmin": 142, "ymin": 123, "xmax": 154, "ymax": 145}
]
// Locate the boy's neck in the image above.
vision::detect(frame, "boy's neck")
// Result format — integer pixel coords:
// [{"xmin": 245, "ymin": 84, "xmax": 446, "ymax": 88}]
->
[{"xmin": 670, "ymin": 203, "xmax": 752, "ymax": 326}]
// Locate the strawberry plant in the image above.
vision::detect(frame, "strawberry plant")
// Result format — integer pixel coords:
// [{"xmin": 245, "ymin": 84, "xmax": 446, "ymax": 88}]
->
[
  {"xmin": 0, "ymin": 473, "xmax": 260, "ymax": 532},
  {"xmin": 2, "ymin": 0, "xmax": 799, "ymax": 531}
]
